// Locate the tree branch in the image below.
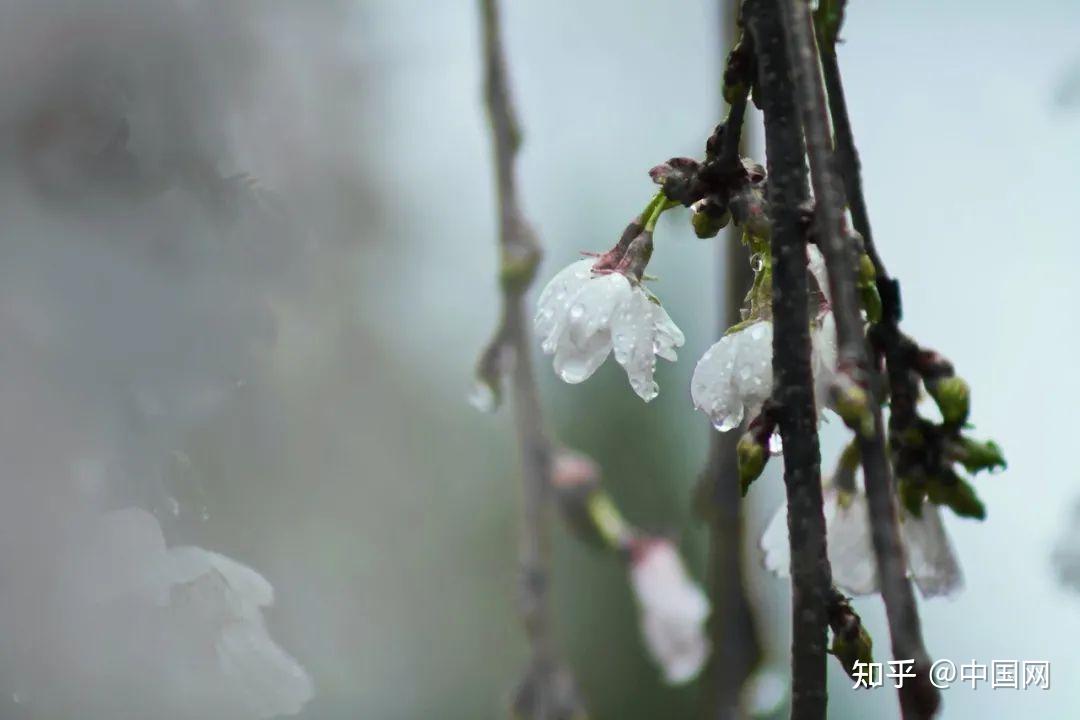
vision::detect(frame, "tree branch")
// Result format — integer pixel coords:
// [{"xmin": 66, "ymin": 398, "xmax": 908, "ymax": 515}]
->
[
  {"xmin": 478, "ymin": 2, "xmax": 582, "ymax": 717},
  {"xmin": 743, "ymin": 1, "xmax": 831, "ymax": 716},
  {"xmin": 777, "ymin": 2, "xmax": 940, "ymax": 717}
]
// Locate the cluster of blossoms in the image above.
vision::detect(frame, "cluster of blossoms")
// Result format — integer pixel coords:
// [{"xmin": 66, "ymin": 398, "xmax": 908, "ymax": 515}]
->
[
  {"xmin": 535, "ymin": 193, "xmax": 836, "ymax": 431},
  {"xmin": 528, "ymin": 165, "xmax": 1002, "ymax": 679},
  {"xmin": 761, "ymin": 478, "xmax": 963, "ymax": 599},
  {"xmin": 508, "ymin": 93, "xmax": 1005, "ymax": 689}
]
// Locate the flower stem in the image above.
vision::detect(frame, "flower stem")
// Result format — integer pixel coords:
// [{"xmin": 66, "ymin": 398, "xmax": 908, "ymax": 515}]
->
[{"xmin": 643, "ymin": 191, "xmax": 676, "ymax": 232}]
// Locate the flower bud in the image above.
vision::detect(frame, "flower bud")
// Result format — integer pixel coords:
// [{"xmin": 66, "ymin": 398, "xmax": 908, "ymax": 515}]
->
[
  {"xmin": 827, "ymin": 590, "xmax": 874, "ymax": 681},
  {"xmin": 927, "ymin": 376, "xmax": 970, "ymax": 426},
  {"xmin": 690, "ymin": 198, "xmax": 731, "ymax": 239},
  {"xmin": 499, "ymin": 245, "xmax": 541, "ymax": 294},
  {"xmin": 551, "ymin": 451, "xmax": 635, "ymax": 549},
  {"xmin": 737, "ymin": 431, "xmax": 768, "ymax": 496},
  {"xmin": 955, "ymin": 437, "xmax": 1006, "ymax": 475},
  {"xmin": 860, "ymin": 284, "xmax": 882, "ymax": 324},
  {"xmin": 628, "ymin": 537, "xmax": 710, "ymax": 685},
  {"xmin": 648, "ymin": 157, "xmax": 699, "ymax": 205},
  {"xmin": 933, "ymin": 471, "xmax": 986, "ymax": 520},
  {"xmin": 831, "ymin": 622, "xmax": 874, "ymax": 681},
  {"xmin": 830, "ymin": 372, "xmax": 875, "ymax": 437},
  {"xmin": 897, "ymin": 476, "xmax": 927, "ymax": 517},
  {"xmin": 857, "ymin": 253, "xmax": 877, "ymax": 286}
]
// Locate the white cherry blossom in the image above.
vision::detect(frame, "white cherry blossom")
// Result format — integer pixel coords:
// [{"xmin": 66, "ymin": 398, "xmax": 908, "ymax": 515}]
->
[
  {"xmin": 691, "ymin": 314, "xmax": 837, "ymax": 431},
  {"xmin": 67, "ymin": 507, "xmax": 314, "ymax": 719},
  {"xmin": 629, "ymin": 538, "xmax": 710, "ymax": 685},
  {"xmin": 760, "ymin": 483, "xmax": 963, "ymax": 599},
  {"xmin": 534, "ymin": 259, "xmax": 684, "ymax": 402}
]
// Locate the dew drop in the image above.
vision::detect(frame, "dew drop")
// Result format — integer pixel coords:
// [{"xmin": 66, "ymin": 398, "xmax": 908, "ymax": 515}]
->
[
  {"xmin": 467, "ymin": 381, "xmax": 497, "ymax": 413},
  {"xmin": 714, "ymin": 415, "xmax": 739, "ymax": 432}
]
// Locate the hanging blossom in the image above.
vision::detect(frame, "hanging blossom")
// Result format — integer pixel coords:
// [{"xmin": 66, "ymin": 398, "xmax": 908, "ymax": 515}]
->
[
  {"xmin": 691, "ymin": 246, "xmax": 836, "ymax": 431},
  {"xmin": 628, "ymin": 537, "xmax": 710, "ymax": 684},
  {"xmin": 534, "ymin": 208, "xmax": 684, "ymax": 402},
  {"xmin": 759, "ymin": 481, "xmax": 963, "ymax": 599},
  {"xmin": 69, "ymin": 507, "xmax": 314, "ymax": 718}
]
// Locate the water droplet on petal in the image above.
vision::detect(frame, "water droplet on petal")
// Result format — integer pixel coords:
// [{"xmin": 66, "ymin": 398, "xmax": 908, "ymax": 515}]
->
[
  {"xmin": 714, "ymin": 415, "xmax": 739, "ymax": 432},
  {"xmin": 569, "ymin": 304, "xmax": 585, "ymax": 320}
]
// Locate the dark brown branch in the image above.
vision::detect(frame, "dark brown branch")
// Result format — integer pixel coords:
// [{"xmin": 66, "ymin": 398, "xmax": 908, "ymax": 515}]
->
[
  {"xmin": 744, "ymin": 1, "xmax": 832, "ymax": 716},
  {"xmin": 478, "ymin": 2, "xmax": 582, "ymax": 717},
  {"xmin": 777, "ymin": 2, "xmax": 940, "ymax": 717},
  {"xmin": 699, "ymin": 4, "xmax": 763, "ymax": 717},
  {"xmin": 818, "ymin": 49, "xmax": 885, "ymax": 282}
]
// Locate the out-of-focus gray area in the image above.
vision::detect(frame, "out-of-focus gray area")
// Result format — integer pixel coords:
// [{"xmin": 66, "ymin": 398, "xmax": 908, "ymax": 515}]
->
[{"xmin": 0, "ymin": 0, "xmax": 1077, "ymax": 718}]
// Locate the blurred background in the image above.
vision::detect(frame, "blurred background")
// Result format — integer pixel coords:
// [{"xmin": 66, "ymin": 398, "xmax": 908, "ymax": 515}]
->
[{"xmin": 0, "ymin": 0, "xmax": 1078, "ymax": 718}]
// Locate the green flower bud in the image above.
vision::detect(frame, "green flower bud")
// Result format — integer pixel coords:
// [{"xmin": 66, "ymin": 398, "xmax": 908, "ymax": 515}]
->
[
  {"xmin": 584, "ymin": 491, "xmax": 634, "ymax": 549},
  {"xmin": 956, "ymin": 437, "xmax": 1006, "ymax": 475},
  {"xmin": 499, "ymin": 246, "xmax": 540, "ymax": 294},
  {"xmin": 691, "ymin": 206, "xmax": 730, "ymax": 239},
  {"xmin": 831, "ymin": 623, "xmax": 874, "ymax": 681},
  {"xmin": 737, "ymin": 432, "xmax": 768, "ymax": 496},
  {"xmin": 831, "ymin": 376, "xmax": 875, "ymax": 437},
  {"xmin": 860, "ymin": 284, "xmax": 882, "ymax": 324},
  {"xmin": 940, "ymin": 475, "xmax": 986, "ymax": 520},
  {"xmin": 928, "ymin": 376, "xmax": 970, "ymax": 427},
  {"xmin": 857, "ymin": 253, "xmax": 877, "ymax": 287},
  {"xmin": 897, "ymin": 476, "xmax": 927, "ymax": 517}
]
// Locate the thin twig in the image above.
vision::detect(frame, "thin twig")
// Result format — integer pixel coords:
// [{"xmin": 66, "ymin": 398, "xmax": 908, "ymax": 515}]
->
[
  {"xmin": 743, "ymin": 0, "xmax": 832, "ymax": 716},
  {"xmin": 778, "ymin": 1, "xmax": 940, "ymax": 717},
  {"xmin": 478, "ymin": 2, "xmax": 582, "ymax": 717}
]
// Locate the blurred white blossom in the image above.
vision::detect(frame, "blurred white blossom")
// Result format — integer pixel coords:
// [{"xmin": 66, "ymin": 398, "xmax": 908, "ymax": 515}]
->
[
  {"xmin": 691, "ymin": 313, "xmax": 836, "ymax": 432},
  {"xmin": 62, "ymin": 507, "xmax": 314, "ymax": 719},
  {"xmin": 760, "ymin": 483, "xmax": 963, "ymax": 599},
  {"xmin": 534, "ymin": 259, "xmax": 684, "ymax": 401},
  {"xmin": 628, "ymin": 538, "xmax": 710, "ymax": 684}
]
